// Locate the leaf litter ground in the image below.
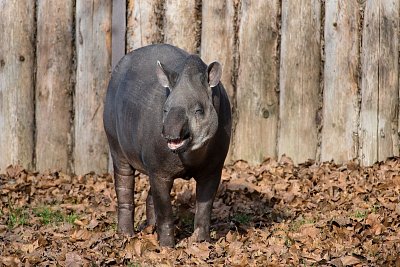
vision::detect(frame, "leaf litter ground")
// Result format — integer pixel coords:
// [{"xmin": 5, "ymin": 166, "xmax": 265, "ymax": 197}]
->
[{"xmin": 1, "ymin": 156, "xmax": 399, "ymax": 266}]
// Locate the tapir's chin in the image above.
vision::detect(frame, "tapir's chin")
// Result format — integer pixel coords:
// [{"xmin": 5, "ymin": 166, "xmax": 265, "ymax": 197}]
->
[{"xmin": 190, "ymin": 135, "xmax": 212, "ymax": 151}]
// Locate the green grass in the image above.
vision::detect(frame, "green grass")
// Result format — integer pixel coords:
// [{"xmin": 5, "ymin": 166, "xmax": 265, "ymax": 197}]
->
[
  {"xmin": 232, "ymin": 213, "xmax": 252, "ymax": 225},
  {"xmin": 7, "ymin": 207, "xmax": 29, "ymax": 228},
  {"xmin": 371, "ymin": 204, "xmax": 380, "ymax": 213},
  {"xmin": 353, "ymin": 210, "xmax": 368, "ymax": 220},
  {"xmin": 33, "ymin": 206, "xmax": 80, "ymax": 225},
  {"xmin": 289, "ymin": 217, "xmax": 315, "ymax": 232},
  {"xmin": 284, "ymin": 237, "xmax": 293, "ymax": 248},
  {"xmin": 5, "ymin": 204, "xmax": 78, "ymax": 228},
  {"xmin": 33, "ymin": 207, "xmax": 64, "ymax": 225},
  {"xmin": 351, "ymin": 204, "xmax": 381, "ymax": 221},
  {"xmin": 107, "ymin": 222, "xmax": 118, "ymax": 232},
  {"xmin": 65, "ymin": 212, "xmax": 80, "ymax": 224}
]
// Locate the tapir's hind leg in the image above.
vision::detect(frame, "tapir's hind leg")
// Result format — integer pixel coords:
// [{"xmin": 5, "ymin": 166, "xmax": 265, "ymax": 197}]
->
[
  {"xmin": 146, "ymin": 190, "xmax": 156, "ymax": 226},
  {"xmin": 113, "ymin": 158, "xmax": 135, "ymax": 235}
]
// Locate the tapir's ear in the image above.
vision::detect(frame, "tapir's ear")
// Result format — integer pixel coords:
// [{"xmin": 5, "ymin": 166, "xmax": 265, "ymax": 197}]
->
[
  {"xmin": 207, "ymin": 61, "xmax": 222, "ymax": 88},
  {"xmin": 156, "ymin": 61, "xmax": 177, "ymax": 88}
]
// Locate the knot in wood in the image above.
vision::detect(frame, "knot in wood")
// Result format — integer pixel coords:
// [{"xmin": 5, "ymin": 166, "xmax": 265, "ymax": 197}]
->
[{"xmin": 262, "ymin": 108, "xmax": 269, "ymax": 119}]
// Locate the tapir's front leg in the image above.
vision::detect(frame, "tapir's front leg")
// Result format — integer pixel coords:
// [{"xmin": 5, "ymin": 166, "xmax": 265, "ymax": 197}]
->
[
  {"xmin": 194, "ymin": 172, "xmax": 221, "ymax": 241},
  {"xmin": 149, "ymin": 175, "xmax": 174, "ymax": 247},
  {"xmin": 114, "ymin": 168, "xmax": 135, "ymax": 235}
]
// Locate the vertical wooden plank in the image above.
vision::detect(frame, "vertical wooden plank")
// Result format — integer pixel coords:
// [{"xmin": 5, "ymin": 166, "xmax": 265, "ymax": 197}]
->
[
  {"xmin": 35, "ymin": 0, "xmax": 74, "ymax": 172},
  {"xmin": 0, "ymin": 1, "xmax": 35, "ymax": 171},
  {"xmin": 321, "ymin": 0, "xmax": 360, "ymax": 163},
  {"xmin": 200, "ymin": 0, "xmax": 236, "ymax": 101},
  {"xmin": 126, "ymin": 0, "xmax": 162, "ymax": 52},
  {"xmin": 360, "ymin": 0, "xmax": 379, "ymax": 165},
  {"xmin": 112, "ymin": 0, "xmax": 126, "ymax": 68},
  {"xmin": 278, "ymin": 0, "xmax": 321, "ymax": 164},
  {"xmin": 75, "ymin": 0, "xmax": 112, "ymax": 174},
  {"xmin": 164, "ymin": 0, "xmax": 198, "ymax": 53},
  {"xmin": 232, "ymin": 0, "xmax": 280, "ymax": 164},
  {"xmin": 360, "ymin": 0, "xmax": 399, "ymax": 166},
  {"xmin": 378, "ymin": 0, "xmax": 399, "ymax": 161}
]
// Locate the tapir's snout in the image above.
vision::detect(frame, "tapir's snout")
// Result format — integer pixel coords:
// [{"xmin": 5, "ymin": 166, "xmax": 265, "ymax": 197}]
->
[{"xmin": 162, "ymin": 107, "xmax": 191, "ymax": 152}]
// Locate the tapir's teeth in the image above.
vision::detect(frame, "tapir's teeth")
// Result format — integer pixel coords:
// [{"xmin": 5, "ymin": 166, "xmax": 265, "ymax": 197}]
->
[{"xmin": 167, "ymin": 139, "xmax": 185, "ymax": 150}]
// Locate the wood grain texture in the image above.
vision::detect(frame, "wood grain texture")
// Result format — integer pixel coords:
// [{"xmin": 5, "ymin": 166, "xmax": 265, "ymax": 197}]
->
[
  {"xmin": 200, "ymin": 0, "xmax": 236, "ymax": 100},
  {"xmin": 127, "ymin": 0, "xmax": 161, "ymax": 52},
  {"xmin": 112, "ymin": 0, "xmax": 126, "ymax": 68},
  {"xmin": 164, "ymin": 0, "xmax": 198, "ymax": 53},
  {"xmin": 35, "ymin": 0, "xmax": 74, "ymax": 172},
  {"xmin": 74, "ymin": 0, "xmax": 112, "ymax": 174},
  {"xmin": 360, "ymin": 0, "xmax": 399, "ymax": 165},
  {"xmin": 376, "ymin": 0, "xmax": 399, "ymax": 161},
  {"xmin": 321, "ymin": 0, "xmax": 360, "ymax": 163},
  {"xmin": 0, "ymin": 1, "xmax": 35, "ymax": 171},
  {"xmin": 278, "ymin": 0, "xmax": 321, "ymax": 164},
  {"xmin": 232, "ymin": 0, "xmax": 280, "ymax": 164},
  {"xmin": 360, "ymin": 0, "xmax": 379, "ymax": 165}
]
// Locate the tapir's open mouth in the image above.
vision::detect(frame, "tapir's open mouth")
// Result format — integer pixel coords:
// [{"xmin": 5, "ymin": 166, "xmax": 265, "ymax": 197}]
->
[{"xmin": 166, "ymin": 135, "xmax": 191, "ymax": 153}]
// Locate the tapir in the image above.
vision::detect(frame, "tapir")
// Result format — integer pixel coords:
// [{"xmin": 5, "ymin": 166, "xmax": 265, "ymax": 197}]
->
[{"xmin": 103, "ymin": 44, "xmax": 231, "ymax": 246}]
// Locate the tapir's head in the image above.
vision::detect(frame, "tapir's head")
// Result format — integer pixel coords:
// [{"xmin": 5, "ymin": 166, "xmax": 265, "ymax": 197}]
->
[{"xmin": 157, "ymin": 55, "xmax": 222, "ymax": 153}]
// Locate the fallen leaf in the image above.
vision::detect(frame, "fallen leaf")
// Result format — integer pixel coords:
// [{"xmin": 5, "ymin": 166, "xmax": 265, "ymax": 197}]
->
[
  {"xmin": 65, "ymin": 252, "xmax": 83, "ymax": 267},
  {"xmin": 20, "ymin": 239, "xmax": 39, "ymax": 253},
  {"xmin": 340, "ymin": 255, "xmax": 362, "ymax": 266}
]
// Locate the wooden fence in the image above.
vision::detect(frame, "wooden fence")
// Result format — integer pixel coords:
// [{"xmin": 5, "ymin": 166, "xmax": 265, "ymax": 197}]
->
[{"xmin": 0, "ymin": 0, "xmax": 399, "ymax": 174}]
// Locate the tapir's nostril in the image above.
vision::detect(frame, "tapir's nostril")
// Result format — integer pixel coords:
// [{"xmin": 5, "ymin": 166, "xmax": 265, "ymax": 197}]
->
[{"xmin": 161, "ymin": 125, "xmax": 166, "ymax": 138}]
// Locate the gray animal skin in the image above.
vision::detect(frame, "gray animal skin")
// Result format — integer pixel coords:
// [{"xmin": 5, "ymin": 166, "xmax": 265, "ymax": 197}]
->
[{"xmin": 103, "ymin": 44, "xmax": 231, "ymax": 247}]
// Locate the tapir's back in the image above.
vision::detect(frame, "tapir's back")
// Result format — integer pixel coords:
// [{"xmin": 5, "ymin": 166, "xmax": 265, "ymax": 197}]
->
[{"xmin": 103, "ymin": 44, "xmax": 189, "ymax": 172}]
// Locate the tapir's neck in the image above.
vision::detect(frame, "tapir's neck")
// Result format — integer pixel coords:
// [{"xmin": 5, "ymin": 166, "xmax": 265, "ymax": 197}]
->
[
  {"xmin": 179, "ymin": 142, "xmax": 209, "ymax": 168},
  {"xmin": 212, "ymin": 85, "xmax": 221, "ymax": 116}
]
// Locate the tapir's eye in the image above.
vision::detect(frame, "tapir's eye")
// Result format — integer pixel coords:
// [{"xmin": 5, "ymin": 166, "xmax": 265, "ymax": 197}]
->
[{"xmin": 195, "ymin": 106, "xmax": 204, "ymax": 116}]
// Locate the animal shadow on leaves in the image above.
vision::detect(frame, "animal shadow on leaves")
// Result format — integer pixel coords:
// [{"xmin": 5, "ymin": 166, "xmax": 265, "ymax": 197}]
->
[{"xmin": 170, "ymin": 177, "xmax": 286, "ymax": 244}]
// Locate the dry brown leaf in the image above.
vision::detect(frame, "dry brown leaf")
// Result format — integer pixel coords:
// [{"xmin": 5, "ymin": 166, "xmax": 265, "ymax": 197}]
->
[
  {"xmin": 20, "ymin": 239, "xmax": 39, "ymax": 253},
  {"xmin": 185, "ymin": 242, "xmax": 210, "ymax": 260},
  {"xmin": 340, "ymin": 255, "xmax": 362, "ymax": 266},
  {"xmin": 86, "ymin": 218, "xmax": 99, "ymax": 230},
  {"xmin": 0, "ymin": 256, "xmax": 21, "ymax": 266},
  {"xmin": 70, "ymin": 229, "xmax": 92, "ymax": 242},
  {"xmin": 226, "ymin": 178, "xmax": 259, "ymax": 193},
  {"xmin": 300, "ymin": 225, "xmax": 320, "ymax": 239},
  {"xmin": 65, "ymin": 252, "xmax": 84, "ymax": 267}
]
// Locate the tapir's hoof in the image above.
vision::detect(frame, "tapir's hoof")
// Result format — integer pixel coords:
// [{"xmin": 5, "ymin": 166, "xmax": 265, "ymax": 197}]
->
[
  {"xmin": 159, "ymin": 236, "xmax": 175, "ymax": 247},
  {"xmin": 118, "ymin": 229, "xmax": 134, "ymax": 236},
  {"xmin": 117, "ymin": 224, "xmax": 134, "ymax": 236},
  {"xmin": 191, "ymin": 228, "xmax": 210, "ymax": 243}
]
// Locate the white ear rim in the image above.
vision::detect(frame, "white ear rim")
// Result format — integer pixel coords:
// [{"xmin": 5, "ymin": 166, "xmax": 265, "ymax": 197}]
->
[
  {"xmin": 156, "ymin": 60, "xmax": 170, "ymax": 88},
  {"xmin": 208, "ymin": 61, "xmax": 222, "ymax": 88}
]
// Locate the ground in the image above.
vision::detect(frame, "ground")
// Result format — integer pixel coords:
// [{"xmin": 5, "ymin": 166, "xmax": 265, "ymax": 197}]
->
[{"xmin": 0, "ymin": 156, "xmax": 399, "ymax": 266}]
